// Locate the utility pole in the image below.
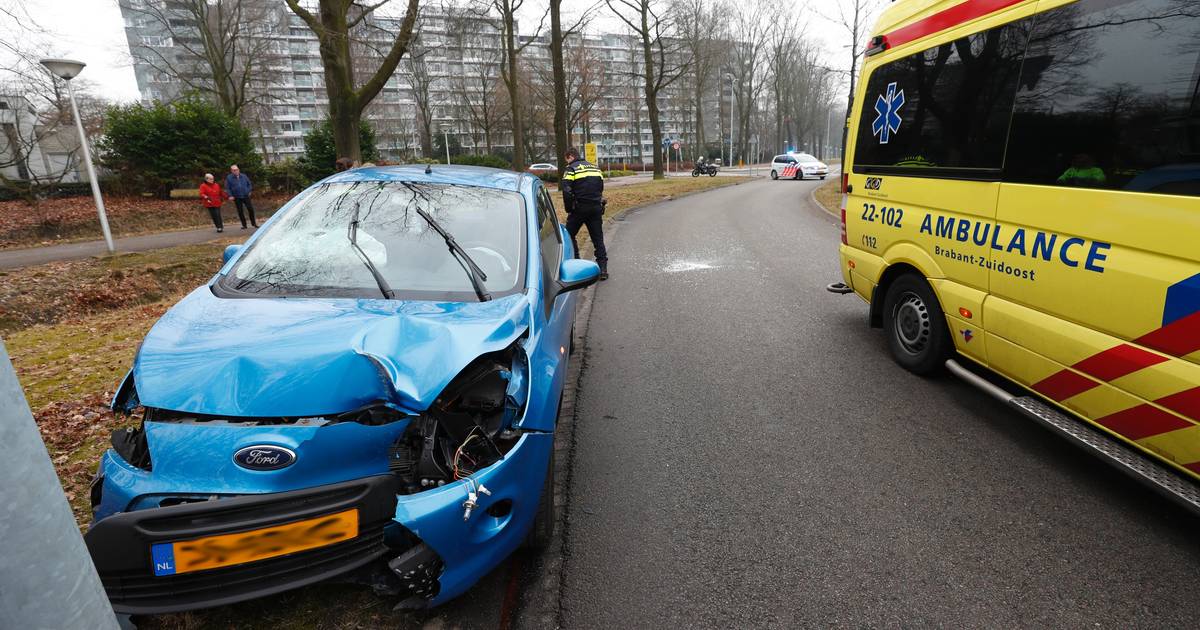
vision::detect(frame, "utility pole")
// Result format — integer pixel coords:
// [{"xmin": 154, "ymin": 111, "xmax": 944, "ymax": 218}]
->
[
  {"xmin": 0, "ymin": 341, "xmax": 120, "ymax": 629},
  {"xmin": 727, "ymin": 73, "xmax": 735, "ymax": 168}
]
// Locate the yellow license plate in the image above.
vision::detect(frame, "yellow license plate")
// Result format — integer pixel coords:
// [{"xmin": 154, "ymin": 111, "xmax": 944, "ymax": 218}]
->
[{"xmin": 150, "ymin": 509, "xmax": 358, "ymax": 576}]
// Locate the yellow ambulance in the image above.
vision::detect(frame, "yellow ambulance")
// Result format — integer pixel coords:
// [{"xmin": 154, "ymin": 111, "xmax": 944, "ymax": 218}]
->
[{"xmin": 832, "ymin": 0, "xmax": 1200, "ymax": 505}]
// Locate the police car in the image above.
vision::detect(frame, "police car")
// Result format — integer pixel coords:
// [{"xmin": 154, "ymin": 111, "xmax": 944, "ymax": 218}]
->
[
  {"xmin": 830, "ymin": 0, "xmax": 1200, "ymax": 512},
  {"xmin": 770, "ymin": 153, "xmax": 828, "ymax": 180}
]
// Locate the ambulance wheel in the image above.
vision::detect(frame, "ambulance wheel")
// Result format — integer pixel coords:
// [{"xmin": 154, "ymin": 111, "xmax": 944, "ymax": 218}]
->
[
  {"xmin": 882, "ymin": 274, "xmax": 952, "ymax": 375},
  {"xmin": 770, "ymin": 170, "xmax": 778, "ymax": 180}
]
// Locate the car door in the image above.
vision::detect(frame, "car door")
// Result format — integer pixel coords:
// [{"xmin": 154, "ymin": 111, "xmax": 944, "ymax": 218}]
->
[
  {"xmin": 518, "ymin": 184, "xmax": 572, "ymax": 431},
  {"xmin": 771, "ymin": 155, "xmax": 786, "ymax": 177},
  {"xmin": 985, "ymin": 0, "xmax": 1200, "ymax": 471}
]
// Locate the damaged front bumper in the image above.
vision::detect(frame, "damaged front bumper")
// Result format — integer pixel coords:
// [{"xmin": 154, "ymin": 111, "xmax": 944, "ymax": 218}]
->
[{"xmin": 85, "ymin": 430, "xmax": 553, "ymax": 614}]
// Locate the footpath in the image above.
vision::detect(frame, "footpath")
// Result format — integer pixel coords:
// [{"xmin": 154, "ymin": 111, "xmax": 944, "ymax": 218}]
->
[{"xmin": 0, "ymin": 226, "xmax": 246, "ymax": 270}]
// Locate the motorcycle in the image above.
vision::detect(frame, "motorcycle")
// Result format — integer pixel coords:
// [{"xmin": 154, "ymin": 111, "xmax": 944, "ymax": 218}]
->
[{"xmin": 691, "ymin": 162, "xmax": 719, "ymax": 177}]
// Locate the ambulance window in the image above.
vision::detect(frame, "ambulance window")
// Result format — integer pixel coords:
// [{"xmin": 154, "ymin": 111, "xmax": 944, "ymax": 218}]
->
[
  {"xmin": 852, "ymin": 20, "xmax": 1032, "ymax": 176},
  {"xmin": 1004, "ymin": 0, "xmax": 1200, "ymax": 198}
]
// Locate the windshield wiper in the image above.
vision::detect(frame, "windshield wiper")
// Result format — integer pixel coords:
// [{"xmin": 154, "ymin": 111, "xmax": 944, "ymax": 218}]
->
[
  {"xmin": 402, "ymin": 187, "xmax": 491, "ymax": 302},
  {"xmin": 347, "ymin": 196, "xmax": 395, "ymax": 300}
]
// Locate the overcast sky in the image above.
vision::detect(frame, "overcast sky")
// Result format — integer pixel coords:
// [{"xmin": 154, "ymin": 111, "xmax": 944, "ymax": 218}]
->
[{"xmin": 3, "ymin": 0, "xmax": 877, "ymax": 104}]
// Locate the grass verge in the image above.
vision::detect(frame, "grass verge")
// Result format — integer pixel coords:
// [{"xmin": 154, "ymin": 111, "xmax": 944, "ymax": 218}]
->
[{"xmin": 813, "ymin": 177, "xmax": 840, "ymax": 215}]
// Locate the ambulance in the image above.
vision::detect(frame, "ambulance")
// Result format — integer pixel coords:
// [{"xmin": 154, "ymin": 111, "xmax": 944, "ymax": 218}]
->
[{"xmin": 830, "ymin": 0, "xmax": 1200, "ymax": 510}]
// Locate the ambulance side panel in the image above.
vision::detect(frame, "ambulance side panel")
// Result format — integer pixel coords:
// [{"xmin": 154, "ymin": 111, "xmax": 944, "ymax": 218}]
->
[{"xmin": 986, "ymin": 0, "xmax": 1200, "ymax": 476}]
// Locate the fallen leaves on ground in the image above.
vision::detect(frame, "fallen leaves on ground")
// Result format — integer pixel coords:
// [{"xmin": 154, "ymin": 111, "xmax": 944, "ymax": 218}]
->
[{"xmin": 0, "ymin": 239, "xmax": 235, "ymax": 335}]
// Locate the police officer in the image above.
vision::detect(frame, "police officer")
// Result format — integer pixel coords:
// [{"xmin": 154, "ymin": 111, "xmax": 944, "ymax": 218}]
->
[{"xmin": 560, "ymin": 147, "xmax": 608, "ymax": 280}]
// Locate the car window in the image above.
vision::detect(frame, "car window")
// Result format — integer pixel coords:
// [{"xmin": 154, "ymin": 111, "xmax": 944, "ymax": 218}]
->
[
  {"xmin": 773, "ymin": 155, "xmax": 786, "ymax": 163},
  {"xmin": 223, "ymin": 181, "xmax": 526, "ymax": 300},
  {"xmin": 797, "ymin": 154, "xmax": 820, "ymax": 163},
  {"xmin": 536, "ymin": 187, "xmax": 562, "ymax": 316},
  {"xmin": 1004, "ymin": 0, "xmax": 1200, "ymax": 197},
  {"xmin": 853, "ymin": 17, "xmax": 1032, "ymax": 175}
]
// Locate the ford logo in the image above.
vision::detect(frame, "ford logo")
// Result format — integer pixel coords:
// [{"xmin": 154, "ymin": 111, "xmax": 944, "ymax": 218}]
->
[{"xmin": 233, "ymin": 445, "xmax": 296, "ymax": 471}]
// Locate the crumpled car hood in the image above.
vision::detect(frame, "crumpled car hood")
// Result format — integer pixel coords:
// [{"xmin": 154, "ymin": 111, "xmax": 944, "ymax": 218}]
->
[{"xmin": 132, "ymin": 287, "xmax": 529, "ymax": 417}]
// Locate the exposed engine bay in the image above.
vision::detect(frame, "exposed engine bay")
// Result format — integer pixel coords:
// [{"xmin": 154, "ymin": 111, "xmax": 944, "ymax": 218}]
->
[{"xmin": 390, "ymin": 347, "xmax": 527, "ymax": 494}]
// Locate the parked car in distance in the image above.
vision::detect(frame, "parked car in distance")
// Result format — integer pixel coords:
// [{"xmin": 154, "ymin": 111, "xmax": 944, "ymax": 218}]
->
[
  {"xmin": 85, "ymin": 165, "xmax": 599, "ymax": 615},
  {"xmin": 770, "ymin": 153, "xmax": 829, "ymax": 180},
  {"xmin": 527, "ymin": 163, "xmax": 557, "ymax": 174}
]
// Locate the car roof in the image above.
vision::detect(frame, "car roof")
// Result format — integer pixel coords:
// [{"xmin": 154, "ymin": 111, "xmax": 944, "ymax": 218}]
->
[{"xmin": 318, "ymin": 164, "xmax": 531, "ymax": 193}]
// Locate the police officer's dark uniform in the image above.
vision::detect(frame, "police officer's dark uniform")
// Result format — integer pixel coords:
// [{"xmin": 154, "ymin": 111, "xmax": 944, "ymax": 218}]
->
[{"xmin": 560, "ymin": 149, "xmax": 608, "ymax": 279}]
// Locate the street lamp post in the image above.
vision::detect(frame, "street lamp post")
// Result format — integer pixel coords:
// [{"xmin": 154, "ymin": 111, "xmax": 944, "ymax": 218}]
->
[
  {"xmin": 40, "ymin": 58, "xmax": 113, "ymax": 253},
  {"xmin": 441, "ymin": 124, "xmax": 451, "ymax": 165},
  {"xmin": 726, "ymin": 73, "xmax": 735, "ymax": 168}
]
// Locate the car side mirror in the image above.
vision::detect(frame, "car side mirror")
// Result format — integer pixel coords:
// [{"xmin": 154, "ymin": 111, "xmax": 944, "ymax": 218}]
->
[
  {"xmin": 557, "ymin": 258, "xmax": 600, "ymax": 295},
  {"xmin": 222, "ymin": 244, "xmax": 243, "ymax": 264}
]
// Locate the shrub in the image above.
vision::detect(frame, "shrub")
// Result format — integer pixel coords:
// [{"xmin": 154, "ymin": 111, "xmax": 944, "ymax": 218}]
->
[
  {"xmin": 263, "ymin": 158, "xmax": 310, "ymax": 195},
  {"xmin": 537, "ymin": 172, "xmax": 559, "ymax": 183},
  {"xmin": 448, "ymin": 154, "xmax": 511, "ymax": 169},
  {"xmin": 299, "ymin": 119, "xmax": 379, "ymax": 182},
  {"xmin": 98, "ymin": 97, "xmax": 262, "ymax": 198}
]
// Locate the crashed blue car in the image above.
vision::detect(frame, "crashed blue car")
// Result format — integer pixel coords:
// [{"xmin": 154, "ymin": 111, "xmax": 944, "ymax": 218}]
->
[{"xmin": 84, "ymin": 165, "xmax": 599, "ymax": 614}]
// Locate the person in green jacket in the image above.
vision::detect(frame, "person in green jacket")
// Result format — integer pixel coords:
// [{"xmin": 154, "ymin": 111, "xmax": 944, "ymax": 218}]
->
[{"xmin": 1057, "ymin": 153, "xmax": 1107, "ymax": 188}]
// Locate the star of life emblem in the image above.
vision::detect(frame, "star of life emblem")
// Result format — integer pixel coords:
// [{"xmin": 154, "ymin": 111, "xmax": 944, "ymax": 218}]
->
[{"xmin": 872, "ymin": 82, "xmax": 906, "ymax": 144}]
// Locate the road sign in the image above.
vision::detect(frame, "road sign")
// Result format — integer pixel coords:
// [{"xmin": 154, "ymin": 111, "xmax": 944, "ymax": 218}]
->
[
  {"xmin": 671, "ymin": 141, "xmax": 680, "ymax": 150},
  {"xmin": 585, "ymin": 142, "xmax": 597, "ymax": 164}
]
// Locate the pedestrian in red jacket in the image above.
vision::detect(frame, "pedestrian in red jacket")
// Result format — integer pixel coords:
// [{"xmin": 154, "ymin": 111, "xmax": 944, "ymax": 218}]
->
[{"xmin": 198, "ymin": 173, "xmax": 227, "ymax": 233}]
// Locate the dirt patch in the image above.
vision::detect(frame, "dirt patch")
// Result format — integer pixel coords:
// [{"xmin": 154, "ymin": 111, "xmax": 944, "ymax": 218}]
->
[{"xmin": 0, "ymin": 240, "xmax": 235, "ymax": 335}]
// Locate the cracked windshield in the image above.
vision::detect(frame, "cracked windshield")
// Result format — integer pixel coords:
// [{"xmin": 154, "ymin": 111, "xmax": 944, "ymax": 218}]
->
[{"xmin": 227, "ymin": 182, "xmax": 523, "ymax": 299}]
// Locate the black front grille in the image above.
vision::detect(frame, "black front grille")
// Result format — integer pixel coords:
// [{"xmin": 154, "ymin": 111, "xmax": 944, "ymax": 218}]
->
[
  {"xmin": 85, "ymin": 475, "xmax": 398, "ymax": 615},
  {"xmin": 103, "ymin": 523, "xmax": 387, "ymax": 612}
]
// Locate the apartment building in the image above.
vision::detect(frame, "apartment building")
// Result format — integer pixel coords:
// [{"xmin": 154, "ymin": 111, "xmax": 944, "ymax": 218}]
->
[{"xmin": 119, "ymin": 1, "xmax": 721, "ymax": 164}]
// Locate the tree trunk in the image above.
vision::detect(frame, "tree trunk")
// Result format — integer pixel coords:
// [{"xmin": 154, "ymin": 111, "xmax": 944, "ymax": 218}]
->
[
  {"xmin": 287, "ymin": 0, "xmax": 419, "ymax": 163},
  {"xmin": 502, "ymin": 6, "xmax": 525, "ymax": 170},
  {"xmin": 550, "ymin": 0, "xmax": 569, "ymax": 177},
  {"xmin": 637, "ymin": 5, "xmax": 664, "ymax": 179},
  {"xmin": 694, "ymin": 83, "xmax": 706, "ymax": 155},
  {"xmin": 329, "ymin": 98, "xmax": 362, "ymax": 162}
]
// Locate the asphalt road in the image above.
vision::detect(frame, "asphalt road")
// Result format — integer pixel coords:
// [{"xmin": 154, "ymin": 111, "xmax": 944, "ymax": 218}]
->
[{"xmin": 554, "ymin": 176, "xmax": 1200, "ymax": 627}]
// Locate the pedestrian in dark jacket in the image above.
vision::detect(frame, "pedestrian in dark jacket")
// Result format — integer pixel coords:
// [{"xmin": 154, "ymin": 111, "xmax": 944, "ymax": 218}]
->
[
  {"xmin": 560, "ymin": 147, "xmax": 608, "ymax": 280},
  {"xmin": 198, "ymin": 173, "xmax": 227, "ymax": 233},
  {"xmin": 224, "ymin": 164, "xmax": 257, "ymax": 229}
]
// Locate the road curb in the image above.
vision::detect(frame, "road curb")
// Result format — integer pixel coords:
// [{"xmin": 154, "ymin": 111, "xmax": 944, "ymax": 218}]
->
[{"xmin": 809, "ymin": 179, "xmax": 839, "ymax": 219}]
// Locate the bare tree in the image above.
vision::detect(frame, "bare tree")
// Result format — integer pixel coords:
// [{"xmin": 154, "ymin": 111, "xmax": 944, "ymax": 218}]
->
[
  {"xmin": 564, "ymin": 34, "xmax": 608, "ymax": 147},
  {"xmin": 406, "ymin": 41, "xmax": 436, "ymax": 157},
  {"xmin": 120, "ymin": 0, "xmax": 285, "ymax": 121},
  {"xmin": 285, "ymin": 0, "xmax": 421, "ymax": 161},
  {"xmin": 491, "ymin": 0, "xmax": 546, "ymax": 169},
  {"xmin": 672, "ymin": 0, "xmax": 727, "ymax": 155},
  {"xmin": 548, "ymin": 0, "xmax": 595, "ymax": 176},
  {"xmin": 821, "ymin": 0, "xmax": 883, "ymax": 163},
  {"xmin": 727, "ymin": 0, "xmax": 771, "ymax": 162},
  {"xmin": 0, "ymin": 1, "xmax": 106, "ymax": 198},
  {"xmin": 606, "ymin": 0, "xmax": 692, "ymax": 178},
  {"xmin": 447, "ymin": 6, "xmax": 505, "ymax": 155}
]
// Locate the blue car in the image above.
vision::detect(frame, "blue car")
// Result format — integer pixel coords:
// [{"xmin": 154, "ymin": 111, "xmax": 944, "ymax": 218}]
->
[{"xmin": 84, "ymin": 165, "xmax": 599, "ymax": 614}]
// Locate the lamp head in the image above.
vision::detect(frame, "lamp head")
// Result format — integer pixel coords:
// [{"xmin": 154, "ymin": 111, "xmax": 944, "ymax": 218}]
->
[{"xmin": 40, "ymin": 58, "xmax": 86, "ymax": 81}]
